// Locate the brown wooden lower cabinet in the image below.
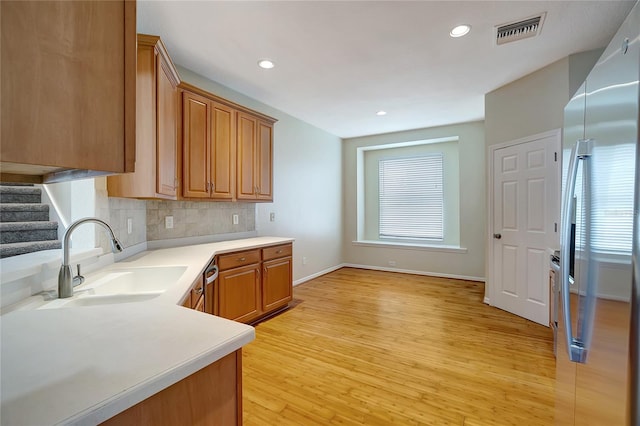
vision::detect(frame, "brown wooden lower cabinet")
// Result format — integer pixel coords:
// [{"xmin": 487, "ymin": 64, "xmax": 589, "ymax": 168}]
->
[
  {"xmin": 215, "ymin": 243, "xmax": 293, "ymax": 324},
  {"xmin": 101, "ymin": 350, "xmax": 242, "ymax": 426},
  {"xmin": 181, "ymin": 275, "xmax": 204, "ymax": 310},
  {"xmin": 262, "ymin": 256, "xmax": 293, "ymax": 312},
  {"xmin": 218, "ymin": 263, "xmax": 262, "ymax": 323}
]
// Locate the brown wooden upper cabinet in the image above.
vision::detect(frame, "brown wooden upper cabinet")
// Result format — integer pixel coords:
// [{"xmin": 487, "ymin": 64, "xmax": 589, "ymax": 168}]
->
[
  {"xmin": 108, "ymin": 34, "xmax": 181, "ymax": 199},
  {"xmin": 180, "ymin": 83, "xmax": 276, "ymax": 202},
  {"xmin": 237, "ymin": 113, "xmax": 274, "ymax": 201},
  {"xmin": 181, "ymin": 87, "xmax": 235, "ymax": 200},
  {"xmin": 0, "ymin": 0, "xmax": 136, "ymax": 183}
]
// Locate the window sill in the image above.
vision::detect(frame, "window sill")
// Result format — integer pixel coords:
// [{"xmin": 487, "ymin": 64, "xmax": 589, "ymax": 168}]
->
[{"xmin": 352, "ymin": 240, "xmax": 467, "ymax": 253}]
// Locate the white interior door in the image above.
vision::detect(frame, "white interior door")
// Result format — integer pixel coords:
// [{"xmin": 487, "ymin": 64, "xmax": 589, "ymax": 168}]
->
[{"xmin": 491, "ymin": 132, "xmax": 559, "ymax": 325}]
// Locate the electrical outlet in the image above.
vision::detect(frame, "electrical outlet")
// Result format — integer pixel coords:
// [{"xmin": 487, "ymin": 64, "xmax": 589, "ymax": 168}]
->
[
  {"xmin": 232, "ymin": 214, "xmax": 239, "ymax": 225},
  {"xmin": 388, "ymin": 260, "xmax": 397, "ymax": 267},
  {"xmin": 269, "ymin": 212, "xmax": 275, "ymax": 222},
  {"xmin": 303, "ymin": 256, "xmax": 308, "ymax": 265},
  {"xmin": 165, "ymin": 216, "xmax": 174, "ymax": 229},
  {"xmin": 127, "ymin": 218, "xmax": 133, "ymax": 235}
]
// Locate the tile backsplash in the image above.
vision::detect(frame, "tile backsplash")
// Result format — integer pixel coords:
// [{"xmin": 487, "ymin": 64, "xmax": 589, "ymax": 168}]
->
[
  {"xmin": 108, "ymin": 197, "xmax": 147, "ymax": 248},
  {"xmin": 100, "ymin": 192, "xmax": 255, "ymax": 247},
  {"xmin": 146, "ymin": 200, "xmax": 255, "ymax": 241}
]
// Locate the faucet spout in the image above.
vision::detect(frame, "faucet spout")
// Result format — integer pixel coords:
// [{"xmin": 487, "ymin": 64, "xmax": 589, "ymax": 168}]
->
[{"xmin": 58, "ymin": 217, "xmax": 123, "ymax": 298}]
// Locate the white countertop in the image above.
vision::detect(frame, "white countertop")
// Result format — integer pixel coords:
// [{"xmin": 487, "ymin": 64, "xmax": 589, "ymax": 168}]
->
[{"xmin": 0, "ymin": 236, "xmax": 293, "ymax": 425}]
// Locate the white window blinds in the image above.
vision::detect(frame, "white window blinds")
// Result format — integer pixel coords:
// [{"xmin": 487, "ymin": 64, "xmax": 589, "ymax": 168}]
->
[{"xmin": 378, "ymin": 154, "xmax": 444, "ymax": 240}]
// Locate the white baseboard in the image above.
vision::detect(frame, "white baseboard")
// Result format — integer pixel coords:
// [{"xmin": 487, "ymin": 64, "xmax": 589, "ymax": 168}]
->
[
  {"xmin": 341, "ymin": 263, "xmax": 485, "ymax": 282},
  {"xmin": 293, "ymin": 264, "xmax": 346, "ymax": 286},
  {"xmin": 342, "ymin": 263, "xmax": 485, "ymax": 282},
  {"xmin": 483, "ymin": 297, "xmax": 490, "ymax": 305},
  {"xmin": 294, "ymin": 263, "xmax": 486, "ymax": 287}
]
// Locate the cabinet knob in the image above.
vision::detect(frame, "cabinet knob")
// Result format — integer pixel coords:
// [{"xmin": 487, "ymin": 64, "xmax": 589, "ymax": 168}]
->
[
  {"xmin": 276, "ymin": 250, "xmax": 282, "ymax": 254},
  {"xmin": 238, "ymin": 257, "xmax": 246, "ymax": 261},
  {"xmin": 493, "ymin": 233, "xmax": 502, "ymax": 240}
]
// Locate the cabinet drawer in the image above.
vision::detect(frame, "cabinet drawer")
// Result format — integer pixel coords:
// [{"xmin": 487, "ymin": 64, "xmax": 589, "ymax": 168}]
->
[
  {"xmin": 218, "ymin": 249, "xmax": 261, "ymax": 271},
  {"xmin": 262, "ymin": 243, "xmax": 292, "ymax": 262}
]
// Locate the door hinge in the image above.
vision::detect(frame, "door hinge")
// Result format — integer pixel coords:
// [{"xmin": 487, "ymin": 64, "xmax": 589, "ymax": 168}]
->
[
  {"xmin": 554, "ymin": 222, "xmax": 558, "ymax": 232},
  {"xmin": 554, "ymin": 152, "xmax": 558, "ymax": 162}
]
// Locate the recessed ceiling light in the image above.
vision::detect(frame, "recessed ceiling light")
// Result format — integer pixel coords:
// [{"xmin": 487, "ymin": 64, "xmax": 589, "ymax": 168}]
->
[
  {"xmin": 450, "ymin": 25, "xmax": 471, "ymax": 38},
  {"xmin": 376, "ymin": 111, "xmax": 387, "ymax": 116},
  {"xmin": 257, "ymin": 59, "xmax": 275, "ymax": 69}
]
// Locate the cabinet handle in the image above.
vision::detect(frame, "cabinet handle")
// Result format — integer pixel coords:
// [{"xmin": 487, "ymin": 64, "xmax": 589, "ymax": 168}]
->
[
  {"xmin": 205, "ymin": 265, "xmax": 218, "ymax": 285},
  {"xmin": 276, "ymin": 249, "xmax": 282, "ymax": 254},
  {"xmin": 211, "ymin": 181, "xmax": 215, "ymax": 193},
  {"xmin": 173, "ymin": 178, "xmax": 179, "ymax": 190},
  {"xmin": 194, "ymin": 287, "xmax": 203, "ymax": 295},
  {"xmin": 238, "ymin": 257, "xmax": 246, "ymax": 261}
]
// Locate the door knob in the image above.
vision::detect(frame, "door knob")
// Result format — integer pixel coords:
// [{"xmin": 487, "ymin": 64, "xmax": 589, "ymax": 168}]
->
[{"xmin": 493, "ymin": 233, "xmax": 502, "ymax": 239}]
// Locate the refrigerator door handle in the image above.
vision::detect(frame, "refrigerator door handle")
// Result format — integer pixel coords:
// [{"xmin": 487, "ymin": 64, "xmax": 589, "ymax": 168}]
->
[{"xmin": 560, "ymin": 139, "xmax": 593, "ymax": 363}]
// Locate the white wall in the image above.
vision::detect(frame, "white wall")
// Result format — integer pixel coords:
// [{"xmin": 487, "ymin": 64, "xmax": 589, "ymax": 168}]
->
[
  {"xmin": 485, "ymin": 57, "xmax": 569, "ymax": 147},
  {"xmin": 485, "ymin": 50, "xmax": 602, "ymax": 147},
  {"xmin": 43, "ymin": 179, "xmax": 96, "ymax": 249},
  {"xmin": 343, "ymin": 121, "xmax": 486, "ymax": 280},
  {"xmin": 177, "ymin": 66, "xmax": 343, "ymax": 283},
  {"xmin": 483, "ymin": 49, "xmax": 604, "ymax": 300}
]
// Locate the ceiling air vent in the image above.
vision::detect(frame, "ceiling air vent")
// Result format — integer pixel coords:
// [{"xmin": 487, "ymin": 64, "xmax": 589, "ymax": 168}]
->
[{"xmin": 495, "ymin": 13, "xmax": 546, "ymax": 45}]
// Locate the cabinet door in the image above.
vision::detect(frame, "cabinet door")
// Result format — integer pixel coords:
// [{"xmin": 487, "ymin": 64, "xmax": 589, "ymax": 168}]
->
[
  {"xmin": 106, "ymin": 35, "xmax": 179, "ymax": 200},
  {"xmin": 218, "ymin": 264, "xmax": 261, "ymax": 323},
  {"xmin": 236, "ymin": 113, "xmax": 257, "ymax": 200},
  {"xmin": 182, "ymin": 92, "xmax": 211, "ymax": 198},
  {"xmin": 101, "ymin": 351, "xmax": 241, "ymax": 426},
  {"xmin": 262, "ymin": 257, "xmax": 292, "ymax": 312},
  {"xmin": 211, "ymin": 102, "xmax": 235, "ymax": 199},
  {"xmin": 194, "ymin": 295, "xmax": 205, "ymax": 312},
  {"xmin": 1, "ymin": 0, "xmax": 135, "ymax": 175},
  {"xmin": 156, "ymin": 56, "xmax": 178, "ymax": 197},
  {"xmin": 256, "ymin": 121, "xmax": 273, "ymax": 201}
]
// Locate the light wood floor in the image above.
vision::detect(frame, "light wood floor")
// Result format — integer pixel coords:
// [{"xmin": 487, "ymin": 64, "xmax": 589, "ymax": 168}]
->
[{"xmin": 242, "ymin": 268, "xmax": 555, "ymax": 425}]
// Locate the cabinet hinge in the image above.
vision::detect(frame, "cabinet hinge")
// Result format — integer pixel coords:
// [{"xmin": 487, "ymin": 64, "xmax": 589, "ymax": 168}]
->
[{"xmin": 554, "ymin": 152, "xmax": 558, "ymax": 162}]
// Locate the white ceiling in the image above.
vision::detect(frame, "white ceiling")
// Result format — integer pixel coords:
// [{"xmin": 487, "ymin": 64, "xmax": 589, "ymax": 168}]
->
[{"xmin": 138, "ymin": 1, "xmax": 635, "ymax": 138}]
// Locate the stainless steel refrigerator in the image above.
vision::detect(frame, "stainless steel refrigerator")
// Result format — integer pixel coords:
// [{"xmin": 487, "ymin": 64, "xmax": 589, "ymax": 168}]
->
[{"xmin": 556, "ymin": 1, "xmax": 639, "ymax": 424}]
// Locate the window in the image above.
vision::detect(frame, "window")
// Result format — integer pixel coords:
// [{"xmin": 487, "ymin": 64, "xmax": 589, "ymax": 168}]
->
[
  {"xmin": 356, "ymin": 136, "xmax": 460, "ymax": 249},
  {"xmin": 378, "ymin": 155, "xmax": 444, "ymax": 241}
]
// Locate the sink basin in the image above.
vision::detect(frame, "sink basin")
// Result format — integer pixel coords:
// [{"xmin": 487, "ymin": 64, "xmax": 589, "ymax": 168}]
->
[
  {"xmin": 32, "ymin": 265, "xmax": 188, "ymax": 310},
  {"xmin": 79, "ymin": 266, "xmax": 188, "ymax": 295},
  {"xmin": 39, "ymin": 293, "xmax": 162, "ymax": 309}
]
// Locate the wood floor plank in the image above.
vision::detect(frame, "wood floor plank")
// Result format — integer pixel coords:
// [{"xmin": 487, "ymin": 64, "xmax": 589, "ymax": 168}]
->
[{"xmin": 243, "ymin": 268, "xmax": 555, "ymax": 425}]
